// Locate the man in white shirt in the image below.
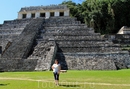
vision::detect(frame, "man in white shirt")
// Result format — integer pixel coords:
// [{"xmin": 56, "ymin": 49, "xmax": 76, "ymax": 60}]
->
[{"xmin": 52, "ymin": 59, "xmax": 61, "ymax": 86}]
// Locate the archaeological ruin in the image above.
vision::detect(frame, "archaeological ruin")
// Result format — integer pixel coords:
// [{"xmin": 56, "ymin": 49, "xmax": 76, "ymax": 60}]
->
[{"xmin": 0, "ymin": 5, "xmax": 130, "ymax": 71}]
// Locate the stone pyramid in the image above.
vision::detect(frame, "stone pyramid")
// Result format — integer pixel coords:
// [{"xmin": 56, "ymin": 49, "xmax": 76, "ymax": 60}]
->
[
  {"xmin": 30, "ymin": 16, "xmax": 130, "ymax": 70},
  {"xmin": 0, "ymin": 16, "xmax": 130, "ymax": 71}
]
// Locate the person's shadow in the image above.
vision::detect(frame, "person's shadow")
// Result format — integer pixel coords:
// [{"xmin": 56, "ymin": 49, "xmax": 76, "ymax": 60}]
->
[
  {"xmin": 0, "ymin": 83, "xmax": 10, "ymax": 86},
  {"xmin": 60, "ymin": 84, "xmax": 80, "ymax": 87}
]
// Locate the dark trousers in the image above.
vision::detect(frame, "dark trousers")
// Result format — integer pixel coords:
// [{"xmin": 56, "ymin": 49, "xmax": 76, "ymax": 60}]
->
[{"xmin": 53, "ymin": 72, "xmax": 59, "ymax": 80}]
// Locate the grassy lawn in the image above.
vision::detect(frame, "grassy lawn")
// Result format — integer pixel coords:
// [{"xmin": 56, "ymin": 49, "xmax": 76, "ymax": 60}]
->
[{"xmin": 0, "ymin": 69, "xmax": 130, "ymax": 89}]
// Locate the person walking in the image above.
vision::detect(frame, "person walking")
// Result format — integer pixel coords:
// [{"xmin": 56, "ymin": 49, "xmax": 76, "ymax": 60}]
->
[{"xmin": 52, "ymin": 59, "xmax": 61, "ymax": 86}]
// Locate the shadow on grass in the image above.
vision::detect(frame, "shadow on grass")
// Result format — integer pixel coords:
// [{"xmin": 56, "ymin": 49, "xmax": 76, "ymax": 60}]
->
[
  {"xmin": 0, "ymin": 70, "xmax": 4, "ymax": 73},
  {"xmin": 0, "ymin": 83, "xmax": 10, "ymax": 86},
  {"xmin": 60, "ymin": 84, "xmax": 80, "ymax": 87}
]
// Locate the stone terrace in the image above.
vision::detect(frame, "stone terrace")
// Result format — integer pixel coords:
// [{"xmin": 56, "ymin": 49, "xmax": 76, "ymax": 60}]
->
[
  {"xmin": 0, "ymin": 18, "xmax": 44, "ymax": 71},
  {"xmin": 39, "ymin": 16, "xmax": 130, "ymax": 70},
  {"xmin": 2, "ymin": 18, "xmax": 43, "ymax": 58},
  {"xmin": 0, "ymin": 19, "xmax": 32, "ymax": 51}
]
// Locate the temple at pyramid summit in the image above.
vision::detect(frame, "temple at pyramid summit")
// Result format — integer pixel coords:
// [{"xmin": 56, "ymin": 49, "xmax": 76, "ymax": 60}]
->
[
  {"xmin": 18, "ymin": 5, "xmax": 69, "ymax": 19},
  {"xmin": 0, "ymin": 5, "xmax": 130, "ymax": 71}
]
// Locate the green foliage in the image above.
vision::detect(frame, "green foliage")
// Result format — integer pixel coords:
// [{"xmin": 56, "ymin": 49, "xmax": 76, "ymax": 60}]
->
[
  {"xmin": 61, "ymin": 0, "xmax": 130, "ymax": 34},
  {"xmin": 112, "ymin": 0, "xmax": 130, "ymax": 33}
]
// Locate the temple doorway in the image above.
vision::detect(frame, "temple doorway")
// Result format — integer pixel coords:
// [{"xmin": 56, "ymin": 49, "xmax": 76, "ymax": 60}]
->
[{"xmin": 60, "ymin": 12, "xmax": 64, "ymax": 16}]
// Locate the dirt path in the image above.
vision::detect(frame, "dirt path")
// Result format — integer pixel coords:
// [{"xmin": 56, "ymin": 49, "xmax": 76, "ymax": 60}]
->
[{"xmin": 0, "ymin": 77, "xmax": 130, "ymax": 87}]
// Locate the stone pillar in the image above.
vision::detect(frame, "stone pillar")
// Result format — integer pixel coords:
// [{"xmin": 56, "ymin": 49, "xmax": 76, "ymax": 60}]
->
[
  {"xmin": 55, "ymin": 11, "xmax": 59, "ymax": 16},
  {"xmin": 46, "ymin": 12, "xmax": 50, "ymax": 18},
  {"xmin": 64, "ymin": 10, "xmax": 69, "ymax": 16},
  {"xmin": 36, "ymin": 12, "xmax": 40, "ymax": 18},
  {"xmin": 27, "ymin": 13, "xmax": 31, "ymax": 18},
  {"xmin": 18, "ymin": 13, "xmax": 22, "ymax": 19}
]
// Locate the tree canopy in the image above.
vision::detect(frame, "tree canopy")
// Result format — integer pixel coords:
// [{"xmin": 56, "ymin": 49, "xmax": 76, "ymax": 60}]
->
[{"xmin": 61, "ymin": 0, "xmax": 130, "ymax": 34}]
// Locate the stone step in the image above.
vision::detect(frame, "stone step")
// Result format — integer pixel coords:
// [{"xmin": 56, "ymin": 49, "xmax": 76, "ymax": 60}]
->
[
  {"xmin": 58, "ymin": 44, "xmax": 120, "ymax": 48},
  {"xmin": 0, "ymin": 29, "xmax": 23, "ymax": 33},
  {"xmin": 0, "ymin": 28, "xmax": 24, "ymax": 31},
  {"xmin": 55, "ymin": 40, "xmax": 119, "ymax": 47},
  {"xmin": 43, "ymin": 32, "xmax": 100, "ymax": 36},
  {"xmin": 45, "ymin": 30, "xmax": 94, "ymax": 34},
  {"xmin": 3, "ymin": 18, "xmax": 32, "ymax": 24},
  {"xmin": 42, "ymin": 35, "xmax": 104, "ymax": 41},
  {"xmin": 36, "ymin": 40, "xmax": 119, "ymax": 47},
  {"xmin": 0, "ymin": 25, "xmax": 27, "ymax": 29},
  {"xmin": 57, "ymin": 47, "xmax": 122, "ymax": 52},
  {"xmin": 57, "ymin": 51, "xmax": 128, "ymax": 57},
  {"xmin": 45, "ymin": 17, "xmax": 77, "ymax": 23},
  {"xmin": 48, "ymin": 16, "xmax": 77, "ymax": 20},
  {"xmin": 44, "ymin": 24, "xmax": 86, "ymax": 27},
  {"xmin": 44, "ymin": 25, "xmax": 88, "ymax": 30},
  {"xmin": 45, "ymin": 20, "xmax": 81, "ymax": 24},
  {"xmin": 45, "ymin": 27, "xmax": 92, "ymax": 32}
]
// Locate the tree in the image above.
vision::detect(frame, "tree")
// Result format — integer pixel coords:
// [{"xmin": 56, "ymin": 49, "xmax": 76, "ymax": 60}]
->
[
  {"xmin": 112, "ymin": 0, "xmax": 130, "ymax": 32},
  {"xmin": 82, "ymin": 0, "xmax": 112, "ymax": 34},
  {"xmin": 61, "ymin": 0, "xmax": 130, "ymax": 34},
  {"xmin": 61, "ymin": 1, "xmax": 77, "ymax": 17}
]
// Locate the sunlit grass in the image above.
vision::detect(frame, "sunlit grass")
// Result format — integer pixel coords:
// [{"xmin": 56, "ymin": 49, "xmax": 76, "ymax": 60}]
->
[{"xmin": 0, "ymin": 69, "xmax": 130, "ymax": 89}]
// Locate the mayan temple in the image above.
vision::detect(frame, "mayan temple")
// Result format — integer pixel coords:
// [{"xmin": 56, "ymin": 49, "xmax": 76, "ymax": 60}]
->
[{"xmin": 0, "ymin": 5, "xmax": 130, "ymax": 71}]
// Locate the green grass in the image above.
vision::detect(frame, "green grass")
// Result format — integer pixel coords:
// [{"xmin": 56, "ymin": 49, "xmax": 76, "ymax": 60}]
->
[{"xmin": 0, "ymin": 70, "xmax": 130, "ymax": 89}]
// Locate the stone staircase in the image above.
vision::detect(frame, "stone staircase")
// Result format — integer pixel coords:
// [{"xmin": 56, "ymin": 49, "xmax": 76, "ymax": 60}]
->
[{"xmin": 41, "ymin": 16, "xmax": 130, "ymax": 70}]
